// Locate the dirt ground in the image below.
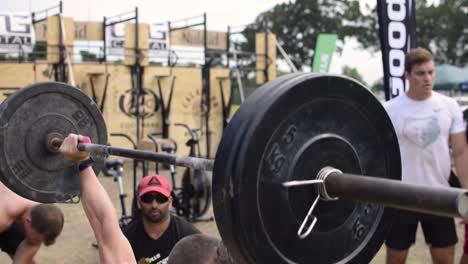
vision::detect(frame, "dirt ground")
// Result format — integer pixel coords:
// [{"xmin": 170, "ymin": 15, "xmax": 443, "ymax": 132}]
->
[{"xmin": 0, "ymin": 163, "xmax": 465, "ymax": 263}]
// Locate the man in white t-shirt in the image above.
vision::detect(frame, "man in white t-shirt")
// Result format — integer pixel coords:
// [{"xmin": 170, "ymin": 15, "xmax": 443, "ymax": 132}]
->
[{"xmin": 384, "ymin": 47, "xmax": 468, "ymax": 264}]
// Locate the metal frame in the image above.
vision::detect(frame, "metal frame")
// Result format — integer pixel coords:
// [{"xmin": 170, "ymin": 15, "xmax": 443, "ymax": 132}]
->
[
  {"xmin": 31, "ymin": 1, "xmax": 66, "ymax": 82},
  {"xmin": 168, "ymin": 13, "xmax": 215, "ymax": 157},
  {"xmin": 102, "ymin": 8, "xmax": 142, "ymax": 205}
]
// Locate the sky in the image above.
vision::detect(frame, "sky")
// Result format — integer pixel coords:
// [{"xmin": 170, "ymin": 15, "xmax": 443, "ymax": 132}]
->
[{"xmin": 1, "ymin": 0, "xmax": 382, "ymax": 85}]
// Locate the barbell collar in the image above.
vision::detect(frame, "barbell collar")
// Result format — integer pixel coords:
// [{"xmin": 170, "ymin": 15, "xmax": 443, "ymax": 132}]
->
[{"xmin": 323, "ymin": 167, "xmax": 468, "ymax": 219}]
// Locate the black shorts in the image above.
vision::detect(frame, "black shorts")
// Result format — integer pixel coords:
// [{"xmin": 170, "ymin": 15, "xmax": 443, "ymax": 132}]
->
[
  {"xmin": 0, "ymin": 223, "xmax": 25, "ymax": 255},
  {"xmin": 385, "ymin": 210, "xmax": 457, "ymax": 250}
]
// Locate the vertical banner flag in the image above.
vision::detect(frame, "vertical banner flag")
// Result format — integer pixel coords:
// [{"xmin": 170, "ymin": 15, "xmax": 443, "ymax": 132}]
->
[
  {"xmin": 148, "ymin": 22, "xmax": 170, "ymax": 62},
  {"xmin": 0, "ymin": 13, "xmax": 36, "ymax": 53},
  {"xmin": 312, "ymin": 33, "xmax": 337, "ymax": 72},
  {"xmin": 377, "ymin": 0, "xmax": 417, "ymax": 100},
  {"xmin": 105, "ymin": 23, "xmax": 125, "ymax": 56}
]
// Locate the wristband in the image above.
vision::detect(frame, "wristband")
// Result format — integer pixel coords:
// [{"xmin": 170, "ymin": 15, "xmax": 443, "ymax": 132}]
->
[
  {"xmin": 79, "ymin": 157, "xmax": 94, "ymax": 172},
  {"xmin": 81, "ymin": 136, "xmax": 92, "ymax": 144}
]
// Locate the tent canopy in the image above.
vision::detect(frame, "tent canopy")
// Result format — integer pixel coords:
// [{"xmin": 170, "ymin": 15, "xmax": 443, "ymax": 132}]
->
[{"xmin": 434, "ymin": 64, "xmax": 468, "ymax": 91}]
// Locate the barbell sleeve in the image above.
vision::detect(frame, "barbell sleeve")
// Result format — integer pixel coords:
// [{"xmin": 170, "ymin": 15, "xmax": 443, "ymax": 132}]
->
[{"xmin": 325, "ymin": 169, "xmax": 468, "ymax": 219}]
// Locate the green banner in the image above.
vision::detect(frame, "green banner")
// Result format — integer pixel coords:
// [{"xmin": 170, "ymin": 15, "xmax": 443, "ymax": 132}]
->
[{"xmin": 312, "ymin": 34, "xmax": 337, "ymax": 72}]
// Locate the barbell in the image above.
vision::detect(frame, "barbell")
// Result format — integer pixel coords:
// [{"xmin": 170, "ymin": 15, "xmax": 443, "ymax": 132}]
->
[{"xmin": 0, "ymin": 73, "xmax": 467, "ymax": 263}]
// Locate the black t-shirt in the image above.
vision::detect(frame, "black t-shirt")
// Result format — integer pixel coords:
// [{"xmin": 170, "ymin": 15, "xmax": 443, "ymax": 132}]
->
[
  {"xmin": 0, "ymin": 223, "xmax": 25, "ymax": 255},
  {"xmin": 123, "ymin": 215, "xmax": 200, "ymax": 264}
]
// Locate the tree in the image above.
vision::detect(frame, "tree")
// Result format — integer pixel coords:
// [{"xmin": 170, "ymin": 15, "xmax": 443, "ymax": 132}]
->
[
  {"xmin": 341, "ymin": 65, "xmax": 367, "ymax": 87},
  {"xmin": 417, "ymin": 0, "xmax": 468, "ymax": 66},
  {"xmin": 241, "ymin": 0, "xmax": 367, "ymax": 69},
  {"xmin": 357, "ymin": 0, "xmax": 468, "ymax": 67}
]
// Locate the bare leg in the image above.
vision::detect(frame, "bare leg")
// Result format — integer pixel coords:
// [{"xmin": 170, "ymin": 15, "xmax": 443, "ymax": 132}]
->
[
  {"xmin": 460, "ymin": 254, "xmax": 468, "ymax": 264},
  {"xmin": 386, "ymin": 247, "xmax": 409, "ymax": 264},
  {"xmin": 430, "ymin": 246, "xmax": 454, "ymax": 264}
]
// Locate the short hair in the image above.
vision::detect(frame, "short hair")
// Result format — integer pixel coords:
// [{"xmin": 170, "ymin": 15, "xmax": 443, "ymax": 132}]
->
[
  {"xmin": 30, "ymin": 204, "xmax": 64, "ymax": 246},
  {"xmin": 167, "ymin": 234, "xmax": 234, "ymax": 264},
  {"xmin": 405, "ymin": 47, "xmax": 434, "ymax": 73}
]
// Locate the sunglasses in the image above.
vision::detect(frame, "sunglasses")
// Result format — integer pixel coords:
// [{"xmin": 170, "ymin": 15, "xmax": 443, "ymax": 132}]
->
[{"xmin": 140, "ymin": 193, "xmax": 169, "ymax": 204}]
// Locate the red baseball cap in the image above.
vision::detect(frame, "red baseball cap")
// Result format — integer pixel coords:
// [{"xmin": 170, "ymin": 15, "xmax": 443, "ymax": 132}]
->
[{"xmin": 138, "ymin": 174, "xmax": 171, "ymax": 198}]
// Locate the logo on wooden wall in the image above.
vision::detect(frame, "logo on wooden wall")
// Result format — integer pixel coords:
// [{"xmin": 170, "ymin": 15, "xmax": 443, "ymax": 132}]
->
[
  {"xmin": 182, "ymin": 88, "xmax": 219, "ymax": 118},
  {"xmin": 119, "ymin": 88, "xmax": 160, "ymax": 118}
]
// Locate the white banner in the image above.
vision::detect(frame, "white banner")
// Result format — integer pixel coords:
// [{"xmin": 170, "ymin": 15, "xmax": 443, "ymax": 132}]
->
[
  {"xmin": 148, "ymin": 22, "xmax": 169, "ymax": 61},
  {"xmin": 105, "ymin": 23, "xmax": 125, "ymax": 56},
  {"xmin": 0, "ymin": 13, "xmax": 35, "ymax": 53}
]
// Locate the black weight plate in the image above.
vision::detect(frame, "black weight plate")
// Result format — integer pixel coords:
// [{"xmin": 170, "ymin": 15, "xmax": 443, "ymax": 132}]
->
[
  {"xmin": 213, "ymin": 73, "xmax": 315, "ymax": 262},
  {"xmin": 191, "ymin": 169, "xmax": 211, "ymax": 217},
  {"xmin": 213, "ymin": 72, "xmax": 309, "ymax": 262},
  {"xmin": 213, "ymin": 73, "xmax": 401, "ymax": 263},
  {"xmin": 182, "ymin": 169, "xmax": 212, "ymax": 218},
  {"xmin": 0, "ymin": 82, "xmax": 108, "ymax": 203}
]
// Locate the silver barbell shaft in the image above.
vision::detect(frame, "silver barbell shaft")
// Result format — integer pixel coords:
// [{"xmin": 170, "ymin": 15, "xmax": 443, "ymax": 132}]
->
[{"xmin": 78, "ymin": 143, "xmax": 215, "ymax": 171}]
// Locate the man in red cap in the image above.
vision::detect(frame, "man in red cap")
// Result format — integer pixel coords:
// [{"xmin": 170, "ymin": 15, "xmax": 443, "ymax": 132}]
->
[{"xmin": 123, "ymin": 174, "xmax": 200, "ymax": 264}]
